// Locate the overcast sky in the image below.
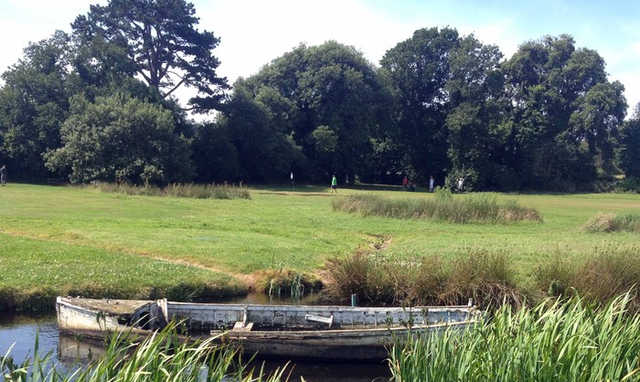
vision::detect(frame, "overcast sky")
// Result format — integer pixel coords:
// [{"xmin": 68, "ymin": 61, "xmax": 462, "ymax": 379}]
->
[{"xmin": 1, "ymin": 0, "xmax": 639, "ymax": 116}]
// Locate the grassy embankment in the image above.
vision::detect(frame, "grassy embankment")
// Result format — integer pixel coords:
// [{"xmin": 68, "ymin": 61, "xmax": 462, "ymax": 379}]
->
[{"xmin": 1, "ymin": 183, "xmax": 640, "ymax": 312}]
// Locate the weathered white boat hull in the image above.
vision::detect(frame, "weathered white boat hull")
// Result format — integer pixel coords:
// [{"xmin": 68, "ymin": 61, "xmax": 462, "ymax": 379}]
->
[{"xmin": 56, "ymin": 297, "xmax": 478, "ymax": 361}]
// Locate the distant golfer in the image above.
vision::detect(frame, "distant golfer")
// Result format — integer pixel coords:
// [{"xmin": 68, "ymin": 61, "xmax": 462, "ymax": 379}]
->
[
  {"xmin": 429, "ymin": 175, "xmax": 435, "ymax": 192},
  {"xmin": 0, "ymin": 165, "xmax": 6, "ymax": 186},
  {"xmin": 457, "ymin": 177, "xmax": 464, "ymax": 192},
  {"xmin": 330, "ymin": 174, "xmax": 338, "ymax": 193}
]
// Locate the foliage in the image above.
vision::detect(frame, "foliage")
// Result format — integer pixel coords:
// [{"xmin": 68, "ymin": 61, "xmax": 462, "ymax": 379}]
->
[
  {"xmin": 389, "ymin": 295, "xmax": 640, "ymax": 382},
  {"xmin": 191, "ymin": 123, "xmax": 242, "ymax": 183},
  {"xmin": 93, "ymin": 182, "xmax": 251, "ymax": 199},
  {"xmin": 620, "ymin": 104, "xmax": 640, "ymax": 178},
  {"xmin": 231, "ymin": 41, "xmax": 385, "ymax": 182},
  {"xmin": 72, "ymin": 0, "xmax": 229, "ymax": 112},
  {"xmin": 332, "ymin": 193, "xmax": 542, "ymax": 223},
  {"xmin": 45, "ymin": 93, "xmax": 194, "ymax": 185},
  {"xmin": 0, "ymin": 31, "xmax": 71, "ymax": 180},
  {"xmin": 221, "ymin": 87, "xmax": 305, "ymax": 183}
]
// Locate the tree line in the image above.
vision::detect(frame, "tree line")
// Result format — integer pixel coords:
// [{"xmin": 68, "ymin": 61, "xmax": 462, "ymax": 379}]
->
[{"xmin": 0, "ymin": 0, "xmax": 638, "ymax": 191}]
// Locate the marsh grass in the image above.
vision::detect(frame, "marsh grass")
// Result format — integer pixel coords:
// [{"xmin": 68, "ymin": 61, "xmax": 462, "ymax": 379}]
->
[
  {"xmin": 92, "ymin": 182, "xmax": 251, "ymax": 199},
  {"xmin": 255, "ymin": 269, "xmax": 323, "ymax": 298},
  {"xmin": 389, "ymin": 294, "xmax": 640, "ymax": 382},
  {"xmin": 323, "ymin": 250, "xmax": 523, "ymax": 309},
  {"xmin": 332, "ymin": 191, "xmax": 541, "ymax": 223},
  {"xmin": 1, "ymin": 324, "xmax": 289, "ymax": 382},
  {"xmin": 583, "ymin": 212, "xmax": 640, "ymax": 232},
  {"xmin": 534, "ymin": 245, "xmax": 640, "ymax": 310}
]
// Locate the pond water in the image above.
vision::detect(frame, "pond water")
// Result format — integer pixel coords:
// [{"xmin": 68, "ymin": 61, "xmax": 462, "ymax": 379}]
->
[{"xmin": 0, "ymin": 295, "xmax": 391, "ymax": 382}]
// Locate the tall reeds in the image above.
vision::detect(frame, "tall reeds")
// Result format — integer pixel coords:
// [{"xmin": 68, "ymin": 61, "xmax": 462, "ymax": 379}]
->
[
  {"xmin": 323, "ymin": 250, "xmax": 523, "ymax": 308},
  {"xmin": 1, "ymin": 325, "xmax": 288, "ymax": 382},
  {"xmin": 389, "ymin": 294, "xmax": 640, "ymax": 382},
  {"xmin": 332, "ymin": 191, "xmax": 541, "ymax": 223},
  {"xmin": 91, "ymin": 182, "xmax": 251, "ymax": 199},
  {"xmin": 582, "ymin": 212, "xmax": 640, "ymax": 233}
]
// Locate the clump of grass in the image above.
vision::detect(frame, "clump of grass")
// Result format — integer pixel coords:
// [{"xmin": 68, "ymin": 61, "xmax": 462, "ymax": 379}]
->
[
  {"xmin": 332, "ymin": 191, "xmax": 541, "ymax": 223},
  {"xmin": 389, "ymin": 294, "xmax": 640, "ymax": 382},
  {"xmin": 583, "ymin": 212, "xmax": 640, "ymax": 233},
  {"xmin": 1, "ymin": 324, "xmax": 288, "ymax": 381},
  {"xmin": 323, "ymin": 250, "xmax": 523, "ymax": 309},
  {"xmin": 534, "ymin": 245, "xmax": 640, "ymax": 310},
  {"xmin": 256, "ymin": 269, "xmax": 323, "ymax": 298},
  {"xmin": 92, "ymin": 182, "xmax": 251, "ymax": 199}
]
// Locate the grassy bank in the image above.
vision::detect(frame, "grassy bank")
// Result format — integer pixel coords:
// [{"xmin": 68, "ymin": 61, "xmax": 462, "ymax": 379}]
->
[
  {"xmin": 0, "ymin": 234, "xmax": 245, "ymax": 313},
  {"xmin": 0, "ymin": 183, "xmax": 640, "ymax": 313},
  {"xmin": 389, "ymin": 295, "xmax": 640, "ymax": 381}
]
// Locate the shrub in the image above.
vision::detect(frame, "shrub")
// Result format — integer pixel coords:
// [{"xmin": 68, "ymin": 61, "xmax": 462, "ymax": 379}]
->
[
  {"xmin": 332, "ymin": 193, "xmax": 542, "ymax": 224},
  {"xmin": 582, "ymin": 212, "xmax": 640, "ymax": 233}
]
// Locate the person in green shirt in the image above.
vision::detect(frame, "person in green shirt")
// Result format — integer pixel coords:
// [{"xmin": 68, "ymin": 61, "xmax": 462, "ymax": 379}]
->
[{"xmin": 330, "ymin": 174, "xmax": 337, "ymax": 193}]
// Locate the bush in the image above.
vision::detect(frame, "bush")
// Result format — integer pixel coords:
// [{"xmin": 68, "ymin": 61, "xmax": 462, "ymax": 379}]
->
[
  {"xmin": 255, "ymin": 269, "xmax": 322, "ymax": 298},
  {"xmin": 332, "ymin": 193, "xmax": 542, "ymax": 224},
  {"xmin": 92, "ymin": 182, "xmax": 251, "ymax": 200},
  {"xmin": 582, "ymin": 212, "xmax": 640, "ymax": 233}
]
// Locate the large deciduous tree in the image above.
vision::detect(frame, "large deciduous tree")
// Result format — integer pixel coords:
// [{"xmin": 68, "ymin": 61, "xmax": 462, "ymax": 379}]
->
[
  {"xmin": 72, "ymin": 0, "xmax": 229, "ymax": 112},
  {"xmin": 503, "ymin": 35, "xmax": 626, "ymax": 190},
  {"xmin": 45, "ymin": 93, "xmax": 193, "ymax": 185},
  {"xmin": 229, "ymin": 41, "xmax": 385, "ymax": 182},
  {"xmin": 620, "ymin": 104, "xmax": 640, "ymax": 179},
  {"xmin": 0, "ymin": 31, "xmax": 72, "ymax": 180}
]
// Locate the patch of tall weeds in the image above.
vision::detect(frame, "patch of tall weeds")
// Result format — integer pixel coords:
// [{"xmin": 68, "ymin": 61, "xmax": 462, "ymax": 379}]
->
[
  {"xmin": 323, "ymin": 250, "xmax": 523, "ymax": 309},
  {"xmin": 332, "ymin": 191, "xmax": 541, "ymax": 223},
  {"xmin": 91, "ymin": 182, "xmax": 251, "ymax": 199},
  {"xmin": 534, "ymin": 245, "xmax": 640, "ymax": 310},
  {"xmin": 583, "ymin": 212, "xmax": 640, "ymax": 233}
]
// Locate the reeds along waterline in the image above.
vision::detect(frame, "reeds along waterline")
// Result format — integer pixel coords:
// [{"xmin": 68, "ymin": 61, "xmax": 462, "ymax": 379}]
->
[
  {"xmin": 388, "ymin": 294, "xmax": 640, "ymax": 382},
  {"xmin": 323, "ymin": 250, "xmax": 523, "ymax": 308},
  {"xmin": 91, "ymin": 182, "xmax": 251, "ymax": 199},
  {"xmin": 1, "ymin": 324, "xmax": 289, "ymax": 382},
  {"xmin": 331, "ymin": 193, "xmax": 542, "ymax": 223}
]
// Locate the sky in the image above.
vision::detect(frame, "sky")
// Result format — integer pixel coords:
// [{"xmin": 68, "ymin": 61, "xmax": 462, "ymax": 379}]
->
[{"xmin": 1, "ymin": 0, "xmax": 639, "ymax": 116}]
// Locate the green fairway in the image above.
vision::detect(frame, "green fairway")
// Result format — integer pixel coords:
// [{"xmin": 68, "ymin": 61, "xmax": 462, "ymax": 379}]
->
[{"xmin": 0, "ymin": 183, "xmax": 639, "ymax": 311}]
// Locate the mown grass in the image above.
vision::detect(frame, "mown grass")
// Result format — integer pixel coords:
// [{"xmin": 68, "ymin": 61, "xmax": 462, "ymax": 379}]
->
[
  {"xmin": 389, "ymin": 295, "xmax": 640, "ymax": 382},
  {"xmin": 332, "ymin": 191, "xmax": 542, "ymax": 223},
  {"xmin": 0, "ymin": 234, "xmax": 245, "ymax": 313},
  {"xmin": 1, "ymin": 324, "xmax": 287, "ymax": 382},
  {"xmin": 582, "ymin": 212, "xmax": 640, "ymax": 233},
  {"xmin": 92, "ymin": 182, "xmax": 251, "ymax": 199}
]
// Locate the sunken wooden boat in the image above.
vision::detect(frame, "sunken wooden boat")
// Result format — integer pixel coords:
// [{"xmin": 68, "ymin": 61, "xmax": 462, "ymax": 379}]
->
[{"xmin": 56, "ymin": 296, "xmax": 480, "ymax": 361}]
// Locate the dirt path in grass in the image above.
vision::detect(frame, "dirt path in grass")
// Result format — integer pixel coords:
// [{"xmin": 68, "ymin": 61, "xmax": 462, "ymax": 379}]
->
[{"xmin": 0, "ymin": 229, "xmax": 392, "ymax": 293}]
